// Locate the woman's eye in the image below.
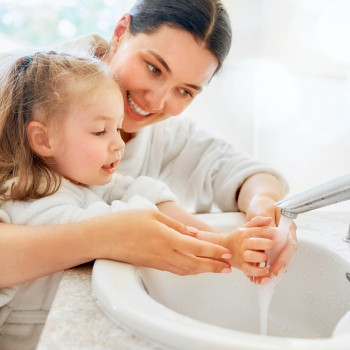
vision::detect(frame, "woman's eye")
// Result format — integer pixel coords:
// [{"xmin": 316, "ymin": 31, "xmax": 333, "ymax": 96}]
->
[
  {"xmin": 147, "ymin": 63, "xmax": 161, "ymax": 76},
  {"xmin": 179, "ymin": 88, "xmax": 193, "ymax": 98}
]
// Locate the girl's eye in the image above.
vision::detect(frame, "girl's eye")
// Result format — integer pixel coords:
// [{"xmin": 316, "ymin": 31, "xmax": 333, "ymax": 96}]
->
[
  {"xmin": 147, "ymin": 63, "xmax": 161, "ymax": 76},
  {"xmin": 93, "ymin": 130, "xmax": 106, "ymax": 136},
  {"xmin": 179, "ymin": 88, "xmax": 193, "ymax": 98}
]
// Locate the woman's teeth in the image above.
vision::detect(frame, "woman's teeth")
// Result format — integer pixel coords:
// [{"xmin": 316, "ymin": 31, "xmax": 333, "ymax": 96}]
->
[{"xmin": 127, "ymin": 93, "xmax": 151, "ymax": 116}]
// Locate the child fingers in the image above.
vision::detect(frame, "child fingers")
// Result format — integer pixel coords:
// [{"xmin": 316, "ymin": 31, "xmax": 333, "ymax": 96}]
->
[
  {"xmin": 243, "ymin": 250, "xmax": 268, "ymax": 264},
  {"xmin": 244, "ymin": 237, "xmax": 273, "ymax": 250},
  {"xmin": 242, "ymin": 262, "xmax": 270, "ymax": 277},
  {"xmin": 239, "ymin": 226, "xmax": 277, "ymax": 240}
]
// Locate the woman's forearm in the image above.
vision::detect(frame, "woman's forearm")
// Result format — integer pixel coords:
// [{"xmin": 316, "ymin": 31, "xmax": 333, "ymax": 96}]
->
[
  {"xmin": 0, "ymin": 221, "xmax": 93, "ymax": 288},
  {"xmin": 0, "ymin": 209, "xmax": 232, "ymax": 287},
  {"xmin": 237, "ymin": 173, "xmax": 285, "ymax": 221},
  {"xmin": 156, "ymin": 201, "xmax": 218, "ymax": 232}
]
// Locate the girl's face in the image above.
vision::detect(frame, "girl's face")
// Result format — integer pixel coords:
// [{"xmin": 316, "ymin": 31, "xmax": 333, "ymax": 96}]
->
[
  {"xmin": 104, "ymin": 18, "xmax": 219, "ymax": 133},
  {"xmin": 49, "ymin": 83, "xmax": 125, "ymax": 186}
]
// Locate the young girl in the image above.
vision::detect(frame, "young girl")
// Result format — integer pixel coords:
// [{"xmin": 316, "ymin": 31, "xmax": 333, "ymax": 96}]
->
[{"xmin": 0, "ymin": 51, "xmax": 277, "ymax": 349}]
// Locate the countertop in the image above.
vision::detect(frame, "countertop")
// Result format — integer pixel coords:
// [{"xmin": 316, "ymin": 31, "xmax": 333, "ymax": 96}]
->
[{"xmin": 36, "ymin": 211, "xmax": 350, "ymax": 350}]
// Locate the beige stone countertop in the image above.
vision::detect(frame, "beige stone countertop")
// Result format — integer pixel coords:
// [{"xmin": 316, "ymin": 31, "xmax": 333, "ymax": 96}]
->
[
  {"xmin": 36, "ymin": 263, "xmax": 164, "ymax": 350},
  {"xmin": 36, "ymin": 211, "xmax": 350, "ymax": 350}
]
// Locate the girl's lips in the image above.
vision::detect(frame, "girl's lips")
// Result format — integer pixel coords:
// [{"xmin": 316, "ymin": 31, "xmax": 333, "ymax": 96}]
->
[{"xmin": 102, "ymin": 163, "xmax": 116, "ymax": 174}]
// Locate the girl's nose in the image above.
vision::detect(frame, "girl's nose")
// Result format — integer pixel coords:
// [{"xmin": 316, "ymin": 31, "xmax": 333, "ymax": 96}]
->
[{"xmin": 110, "ymin": 133, "xmax": 125, "ymax": 154}]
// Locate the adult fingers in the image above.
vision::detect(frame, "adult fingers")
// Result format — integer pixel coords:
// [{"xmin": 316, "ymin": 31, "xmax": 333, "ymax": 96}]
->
[
  {"xmin": 170, "ymin": 250, "xmax": 232, "ymax": 275},
  {"xmin": 173, "ymin": 233, "xmax": 231, "ymax": 261},
  {"xmin": 270, "ymin": 234, "xmax": 297, "ymax": 276},
  {"xmin": 154, "ymin": 210, "xmax": 195, "ymax": 236}
]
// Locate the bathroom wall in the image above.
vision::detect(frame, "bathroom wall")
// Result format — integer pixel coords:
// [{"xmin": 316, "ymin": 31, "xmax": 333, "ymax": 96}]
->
[
  {"xmin": 186, "ymin": 0, "xmax": 350, "ymax": 208},
  {"xmin": 1, "ymin": 0, "xmax": 349, "ymax": 208}
]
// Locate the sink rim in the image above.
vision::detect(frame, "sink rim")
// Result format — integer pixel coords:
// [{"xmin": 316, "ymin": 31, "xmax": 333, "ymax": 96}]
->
[{"xmin": 92, "ymin": 234, "xmax": 350, "ymax": 350}]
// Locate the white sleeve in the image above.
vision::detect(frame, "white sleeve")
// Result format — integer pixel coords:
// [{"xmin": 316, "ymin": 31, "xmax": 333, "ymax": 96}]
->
[
  {"xmin": 124, "ymin": 116, "xmax": 288, "ymax": 213},
  {"xmin": 0, "ymin": 181, "xmax": 158, "ymax": 226},
  {"xmin": 90, "ymin": 173, "xmax": 177, "ymax": 205},
  {"xmin": 0, "ymin": 209, "xmax": 11, "ymax": 224}
]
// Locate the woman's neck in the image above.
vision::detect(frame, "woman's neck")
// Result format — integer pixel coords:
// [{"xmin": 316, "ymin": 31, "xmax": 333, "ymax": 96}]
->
[{"xmin": 121, "ymin": 130, "xmax": 133, "ymax": 143}]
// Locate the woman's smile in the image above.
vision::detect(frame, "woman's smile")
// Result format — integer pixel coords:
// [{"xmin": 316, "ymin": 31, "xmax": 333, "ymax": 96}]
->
[{"xmin": 127, "ymin": 92, "xmax": 151, "ymax": 117}]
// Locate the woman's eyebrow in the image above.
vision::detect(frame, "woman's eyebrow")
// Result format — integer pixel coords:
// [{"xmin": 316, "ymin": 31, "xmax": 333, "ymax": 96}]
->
[
  {"xmin": 147, "ymin": 50, "xmax": 202, "ymax": 92},
  {"xmin": 148, "ymin": 50, "xmax": 170, "ymax": 72}
]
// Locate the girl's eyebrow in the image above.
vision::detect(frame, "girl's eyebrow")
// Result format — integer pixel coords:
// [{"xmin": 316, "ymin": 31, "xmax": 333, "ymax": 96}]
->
[
  {"xmin": 147, "ymin": 50, "xmax": 203, "ymax": 92},
  {"xmin": 92, "ymin": 115, "xmax": 113, "ymax": 121}
]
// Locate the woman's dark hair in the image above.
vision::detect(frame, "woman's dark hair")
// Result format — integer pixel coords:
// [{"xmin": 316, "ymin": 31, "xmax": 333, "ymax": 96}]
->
[{"xmin": 129, "ymin": 0, "xmax": 232, "ymax": 73}]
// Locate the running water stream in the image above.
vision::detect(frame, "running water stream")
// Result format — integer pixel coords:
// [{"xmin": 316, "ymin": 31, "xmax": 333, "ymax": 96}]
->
[{"xmin": 258, "ymin": 215, "xmax": 292, "ymax": 335}]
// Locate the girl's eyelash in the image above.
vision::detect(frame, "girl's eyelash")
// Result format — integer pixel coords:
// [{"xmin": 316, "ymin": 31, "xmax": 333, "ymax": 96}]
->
[{"xmin": 94, "ymin": 130, "xmax": 106, "ymax": 136}]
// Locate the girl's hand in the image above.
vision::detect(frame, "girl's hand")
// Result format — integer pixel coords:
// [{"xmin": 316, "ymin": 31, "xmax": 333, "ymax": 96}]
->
[
  {"xmin": 222, "ymin": 216, "xmax": 275, "ymax": 277},
  {"xmin": 194, "ymin": 216, "xmax": 275, "ymax": 278},
  {"xmin": 91, "ymin": 209, "xmax": 232, "ymax": 276}
]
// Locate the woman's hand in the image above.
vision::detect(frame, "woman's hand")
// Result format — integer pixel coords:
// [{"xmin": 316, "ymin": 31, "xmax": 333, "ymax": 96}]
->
[
  {"xmin": 90, "ymin": 209, "xmax": 232, "ymax": 276},
  {"xmin": 269, "ymin": 219, "xmax": 297, "ymax": 277},
  {"xmin": 244, "ymin": 193, "xmax": 281, "ymax": 225},
  {"xmin": 251, "ymin": 217, "xmax": 297, "ymax": 285}
]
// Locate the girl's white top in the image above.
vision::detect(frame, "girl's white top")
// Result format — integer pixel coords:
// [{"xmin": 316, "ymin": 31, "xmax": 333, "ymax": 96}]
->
[{"xmin": 0, "ymin": 174, "xmax": 175, "ymax": 350}]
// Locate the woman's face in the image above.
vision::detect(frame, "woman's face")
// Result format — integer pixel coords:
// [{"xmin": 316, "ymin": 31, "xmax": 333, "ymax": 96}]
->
[{"xmin": 105, "ymin": 17, "xmax": 219, "ymax": 133}]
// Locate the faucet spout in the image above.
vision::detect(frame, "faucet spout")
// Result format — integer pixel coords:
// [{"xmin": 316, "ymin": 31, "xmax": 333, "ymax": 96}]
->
[{"xmin": 275, "ymin": 174, "xmax": 350, "ymax": 219}]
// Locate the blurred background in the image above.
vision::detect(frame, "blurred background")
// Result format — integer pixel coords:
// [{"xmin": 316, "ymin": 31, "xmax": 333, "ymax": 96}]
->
[{"xmin": 0, "ymin": 0, "xmax": 349, "ymax": 208}]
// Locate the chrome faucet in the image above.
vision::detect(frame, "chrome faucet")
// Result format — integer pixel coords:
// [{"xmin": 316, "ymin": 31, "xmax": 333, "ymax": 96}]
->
[{"xmin": 275, "ymin": 173, "xmax": 350, "ymax": 242}]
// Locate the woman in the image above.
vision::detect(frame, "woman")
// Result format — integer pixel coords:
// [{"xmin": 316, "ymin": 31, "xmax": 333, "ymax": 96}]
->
[{"xmin": 0, "ymin": 0, "xmax": 295, "ymax": 289}]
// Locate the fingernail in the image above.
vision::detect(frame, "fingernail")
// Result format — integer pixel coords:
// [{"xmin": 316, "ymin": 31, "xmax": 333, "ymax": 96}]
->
[
  {"xmin": 186, "ymin": 226, "xmax": 198, "ymax": 235},
  {"xmin": 221, "ymin": 253, "xmax": 232, "ymax": 259},
  {"xmin": 221, "ymin": 267, "xmax": 232, "ymax": 274}
]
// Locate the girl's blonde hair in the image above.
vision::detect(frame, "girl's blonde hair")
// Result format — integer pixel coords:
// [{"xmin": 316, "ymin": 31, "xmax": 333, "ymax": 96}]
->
[{"xmin": 0, "ymin": 51, "xmax": 117, "ymax": 201}]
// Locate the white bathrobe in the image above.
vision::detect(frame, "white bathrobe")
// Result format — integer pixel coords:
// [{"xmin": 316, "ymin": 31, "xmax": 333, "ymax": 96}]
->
[
  {"xmin": 117, "ymin": 114, "xmax": 288, "ymax": 213},
  {"xmin": 0, "ymin": 174, "xmax": 176, "ymax": 350}
]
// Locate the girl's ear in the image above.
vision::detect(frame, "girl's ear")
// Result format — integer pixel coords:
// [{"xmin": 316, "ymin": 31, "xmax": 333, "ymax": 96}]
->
[
  {"xmin": 110, "ymin": 14, "xmax": 131, "ymax": 53},
  {"xmin": 27, "ymin": 121, "xmax": 53, "ymax": 157}
]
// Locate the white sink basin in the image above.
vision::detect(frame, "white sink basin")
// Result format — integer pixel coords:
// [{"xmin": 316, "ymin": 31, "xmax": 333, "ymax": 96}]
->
[{"xmin": 92, "ymin": 213, "xmax": 350, "ymax": 350}]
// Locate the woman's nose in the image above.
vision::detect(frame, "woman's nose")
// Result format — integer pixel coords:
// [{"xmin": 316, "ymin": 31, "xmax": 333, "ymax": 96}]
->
[{"xmin": 144, "ymin": 86, "xmax": 169, "ymax": 111}]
